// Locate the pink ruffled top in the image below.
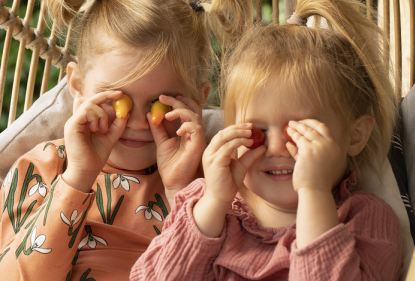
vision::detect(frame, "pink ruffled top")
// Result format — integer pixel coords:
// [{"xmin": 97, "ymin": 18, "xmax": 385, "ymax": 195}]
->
[{"xmin": 131, "ymin": 171, "xmax": 402, "ymax": 281}]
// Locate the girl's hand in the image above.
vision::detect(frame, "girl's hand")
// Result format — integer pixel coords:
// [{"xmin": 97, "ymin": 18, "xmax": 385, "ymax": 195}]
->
[
  {"xmin": 285, "ymin": 120, "xmax": 342, "ymax": 193},
  {"xmin": 63, "ymin": 91, "xmax": 128, "ymax": 193},
  {"xmin": 203, "ymin": 124, "xmax": 267, "ymax": 205},
  {"xmin": 148, "ymin": 95, "xmax": 205, "ymax": 204},
  {"xmin": 193, "ymin": 124, "xmax": 265, "ymax": 238}
]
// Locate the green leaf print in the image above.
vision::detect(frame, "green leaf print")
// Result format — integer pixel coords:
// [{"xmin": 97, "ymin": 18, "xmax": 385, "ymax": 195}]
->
[
  {"xmin": 0, "ymin": 248, "xmax": 10, "ymax": 262},
  {"xmin": 15, "ymin": 179, "xmax": 59, "ymax": 258},
  {"xmin": 67, "ymin": 194, "xmax": 94, "ymax": 248},
  {"xmin": 3, "ymin": 164, "xmax": 42, "ymax": 234},
  {"xmin": 43, "ymin": 142, "xmax": 54, "ymax": 151},
  {"xmin": 95, "ymin": 174, "xmax": 125, "ymax": 225},
  {"xmin": 153, "ymin": 225, "xmax": 161, "ymax": 235},
  {"xmin": 79, "ymin": 268, "xmax": 95, "ymax": 281}
]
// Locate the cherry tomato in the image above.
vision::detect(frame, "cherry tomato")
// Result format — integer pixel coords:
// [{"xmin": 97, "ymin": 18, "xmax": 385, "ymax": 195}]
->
[
  {"xmin": 247, "ymin": 127, "xmax": 265, "ymax": 149},
  {"xmin": 284, "ymin": 124, "xmax": 295, "ymax": 144},
  {"xmin": 112, "ymin": 94, "xmax": 133, "ymax": 119},
  {"xmin": 151, "ymin": 100, "xmax": 170, "ymax": 126}
]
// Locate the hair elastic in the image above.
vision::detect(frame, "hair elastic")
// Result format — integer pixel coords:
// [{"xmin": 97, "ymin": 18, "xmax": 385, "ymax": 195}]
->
[
  {"xmin": 189, "ymin": 0, "xmax": 205, "ymax": 13},
  {"xmin": 286, "ymin": 12, "xmax": 307, "ymax": 26}
]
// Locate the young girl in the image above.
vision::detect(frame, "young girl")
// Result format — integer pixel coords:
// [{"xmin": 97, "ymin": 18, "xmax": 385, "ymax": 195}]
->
[
  {"xmin": 131, "ymin": 0, "xmax": 402, "ymax": 280},
  {"xmin": 0, "ymin": 0, "xmax": 252, "ymax": 280}
]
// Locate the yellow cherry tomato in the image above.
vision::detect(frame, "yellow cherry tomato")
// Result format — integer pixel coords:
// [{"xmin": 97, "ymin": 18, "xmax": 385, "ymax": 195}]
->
[
  {"xmin": 151, "ymin": 100, "xmax": 170, "ymax": 126},
  {"xmin": 112, "ymin": 94, "xmax": 133, "ymax": 119}
]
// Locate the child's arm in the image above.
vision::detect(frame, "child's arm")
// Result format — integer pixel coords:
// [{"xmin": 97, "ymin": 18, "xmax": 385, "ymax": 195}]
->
[
  {"xmin": 0, "ymin": 141, "xmax": 95, "ymax": 280},
  {"xmin": 289, "ymin": 192, "xmax": 402, "ymax": 280},
  {"xmin": 148, "ymin": 95, "xmax": 206, "ymax": 207},
  {"xmin": 194, "ymin": 123, "xmax": 266, "ymax": 238},
  {"xmin": 285, "ymin": 119, "xmax": 340, "ymax": 248}
]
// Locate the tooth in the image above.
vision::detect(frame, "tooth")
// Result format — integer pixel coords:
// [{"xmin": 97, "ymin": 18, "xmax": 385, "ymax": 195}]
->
[
  {"xmin": 288, "ymin": 170, "xmax": 293, "ymax": 173},
  {"xmin": 276, "ymin": 171, "xmax": 281, "ymax": 175},
  {"xmin": 282, "ymin": 170, "xmax": 287, "ymax": 174}
]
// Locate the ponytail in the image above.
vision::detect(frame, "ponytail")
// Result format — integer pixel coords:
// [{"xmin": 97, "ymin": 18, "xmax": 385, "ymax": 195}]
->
[{"xmin": 294, "ymin": 0, "xmax": 397, "ymax": 160}]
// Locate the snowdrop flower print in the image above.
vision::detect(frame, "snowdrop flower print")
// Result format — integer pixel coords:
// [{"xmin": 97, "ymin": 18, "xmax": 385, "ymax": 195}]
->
[
  {"xmin": 61, "ymin": 209, "xmax": 83, "ymax": 228},
  {"xmin": 135, "ymin": 205, "xmax": 163, "ymax": 222},
  {"xmin": 78, "ymin": 226, "xmax": 108, "ymax": 250},
  {"xmin": 56, "ymin": 145, "xmax": 66, "ymax": 159},
  {"xmin": 28, "ymin": 181, "xmax": 48, "ymax": 197},
  {"xmin": 30, "ymin": 226, "xmax": 52, "ymax": 254},
  {"xmin": 113, "ymin": 174, "xmax": 140, "ymax": 192}
]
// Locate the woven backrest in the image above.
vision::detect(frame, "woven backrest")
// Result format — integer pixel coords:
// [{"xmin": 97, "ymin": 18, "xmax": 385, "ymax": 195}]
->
[{"xmin": 0, "ymin": 0, "xmax": 413, "ymax": 129}]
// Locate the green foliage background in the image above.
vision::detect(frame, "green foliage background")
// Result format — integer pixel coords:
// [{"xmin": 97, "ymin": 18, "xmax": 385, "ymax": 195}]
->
[{"xmin": 0, "ymin": 0, "xmax": 283, "ymax": 133}]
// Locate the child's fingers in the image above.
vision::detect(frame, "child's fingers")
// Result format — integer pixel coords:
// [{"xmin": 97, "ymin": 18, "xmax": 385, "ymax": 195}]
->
[
  {"xmin": 174, "ymin": 95, "xmax": 202, "ymax": 115},
  {"xmin": 232, "ymin": 145, "xmax": 266, "ymax": 183},
  {"xmin": 82, "ymin": 102, "xmax": 109, "ymax": 133},
  {"xmin": 298, "ymin": 119, "xmax": 332, "ymax": 140},
  {"xmin": 213, "ymin": 138, "xmax": 254, "ymax": 160},
  {"xmin": 165, "ymin": 108, "xmax": 202, "ymax": 125},
  {"xmin": 159, "ymin": 95, "xmax": 201, "ymax": 116},
  {"xmin": 176, "ymin": 121, "xmax": 204, "ymax": 139},
  {"xmin": 146, "ymin": 112, "xmax": 169, "ymax": 147},
  {"xmin": 286, "ymin": 127, "xmax": 311, "ymax": 147},
  {"xmin": 105, "ymin": 113, "xmax": 130, "ymax": 145},
  {"xmin": 73, "ymin": 97, "xmax": 87, "ymax": 113},
  {"xmin": 288, "ymin": 120, "xmax": 324, "ymax": 142},
  {"xmin": 286, "ymin": 142, "xmax": 298, "ymax": 160},
  {"xmin": 208, "ymin": 124, "xmax": 253, "ymax": 153},
  {"xmin": 88, "ymin": 90, "xmax": 124, "ymax": 106}
]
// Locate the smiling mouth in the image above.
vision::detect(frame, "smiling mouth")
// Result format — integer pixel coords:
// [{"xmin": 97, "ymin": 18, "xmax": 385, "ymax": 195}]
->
[{"xmin": 266, "ymin": 169, "xmax": 293, "ymax": 175}]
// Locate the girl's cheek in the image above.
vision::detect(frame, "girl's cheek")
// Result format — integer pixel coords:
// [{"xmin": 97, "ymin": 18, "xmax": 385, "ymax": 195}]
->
[{"xmin": 101, "ymin": 104, "xmax": 117, "ymax": 127}]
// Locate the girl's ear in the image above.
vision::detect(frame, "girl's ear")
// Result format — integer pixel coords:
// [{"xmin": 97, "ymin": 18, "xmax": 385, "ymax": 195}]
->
[
  {"xmin": 347, "ymin": 114, "xmax": 375, "ymax": 157},
  {"xmin": 67, "ymin": 62, "xmax": 83, "ymax": 99},
  {"xmin": 199, "ymin": 82, "xmax": 211, "ymax": 105}
]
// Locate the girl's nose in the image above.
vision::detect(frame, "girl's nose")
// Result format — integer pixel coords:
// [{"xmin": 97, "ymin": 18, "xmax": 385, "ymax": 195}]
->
[
  {"xmin": 264, "ymin": 130, "xmax": 291, "ymax": 158},
  {"xmin": 126, "ymin": 105, "xmax": 150, "ymax": 131}
]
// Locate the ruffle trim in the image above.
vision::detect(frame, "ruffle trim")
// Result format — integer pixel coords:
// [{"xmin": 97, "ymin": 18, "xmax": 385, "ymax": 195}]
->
[{"xmin": 229, "ymin": 170, "xmax": 357, "ymax": 244}]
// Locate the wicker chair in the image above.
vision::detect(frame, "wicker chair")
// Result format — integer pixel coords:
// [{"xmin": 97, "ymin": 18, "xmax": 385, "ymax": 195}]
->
[{"xmin": 0, "ymin": 0, "xmax": 414, "ymax": 279}]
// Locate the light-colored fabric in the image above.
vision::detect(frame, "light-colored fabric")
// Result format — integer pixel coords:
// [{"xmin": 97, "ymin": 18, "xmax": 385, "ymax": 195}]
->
[
  {"xmin": 359, "ymin": 159, "xmax": 414, "ymax": 280},
  {"xmin": 0, "ymin": 139, "xmax": 168, "ymax": 280},
  {"xmin": 0, "ymin": 78, "xmax": 72, "ymax": 186},
  {"xmin": 131, "ymin": 175, "xmax": 402, "ymax": 280}
]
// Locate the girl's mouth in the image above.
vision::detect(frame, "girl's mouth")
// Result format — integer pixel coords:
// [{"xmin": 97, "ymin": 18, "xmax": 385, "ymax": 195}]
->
[
  {"xmin": 263, "ymin": 168, "xmax": 293, "ymax": 181},
  {"xmin": 118, "ymin": 138, "xmax": 153, "ymax": 148}
]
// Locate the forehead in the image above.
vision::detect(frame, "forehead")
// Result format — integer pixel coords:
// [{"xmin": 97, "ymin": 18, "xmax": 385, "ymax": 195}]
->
[
  {"xmin": 87, "ymin": 49, "xmax": 187, "ymax": 97},
  {"xmin": 235, "ymin": 81, "xmax": 327, "ymax": 123}
]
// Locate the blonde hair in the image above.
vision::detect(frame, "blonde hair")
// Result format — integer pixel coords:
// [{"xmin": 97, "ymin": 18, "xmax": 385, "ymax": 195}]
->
[
  {"xmin": 223, "ymin": 0, "xmax": 397, "ymax": 180},
  {"xmin": 44, "ymin": 0, "xmax": 253, "ymax": 106}
]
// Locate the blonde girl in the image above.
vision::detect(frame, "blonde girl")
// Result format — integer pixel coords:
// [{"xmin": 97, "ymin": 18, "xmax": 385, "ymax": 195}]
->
[
  {"xmin": 132, "ymin": 0, "xmax": 402, "ymax": 280},
  {"xmin": 0, "ymin": 0, "xmax": 252, "ymax": 280}
]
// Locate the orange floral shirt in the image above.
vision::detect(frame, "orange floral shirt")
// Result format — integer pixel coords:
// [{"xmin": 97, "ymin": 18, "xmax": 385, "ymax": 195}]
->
[{"xmin": 0, "ymin": 139, "xmax": 169, "ymax": 280}]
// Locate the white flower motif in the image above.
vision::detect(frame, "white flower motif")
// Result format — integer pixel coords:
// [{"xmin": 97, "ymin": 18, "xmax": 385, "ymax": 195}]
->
[
  {"xmin": 135, "ymin": 205, "xmax": 163, "ymax": 222},
  {"xmin": 3, "ymin": 169, "xmax": 12, "ymax": 186},
  {"xmin": 30, "ymin": 226, "xmax": 52, "ymax": 254},
  {"xmin": 28, "ymin": 181, "xmax": 48, "ymax": 197},
  {"xmin": 56, "ymin": 146, "xmax": 65, "ymax": 159},
  {"xmin": 60, "ymin": 209, "xmax": 83, "ymax": 227},
  {"xmin": 112, "ymin": 174, "xmax": 140, "ymax": 192},
  {"xmin": 78, "ymin": 230, "xmax": 108, "ymax": 250}
]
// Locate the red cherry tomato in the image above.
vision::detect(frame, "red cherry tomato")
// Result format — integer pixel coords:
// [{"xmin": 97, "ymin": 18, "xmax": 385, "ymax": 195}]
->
[
  {"xmin": 247, "ymin": 127, "xmax": 265, "ymax": 149},
  {"xmin": 284, "ymin": 124, "xmax": 295, "ymax": 144}
]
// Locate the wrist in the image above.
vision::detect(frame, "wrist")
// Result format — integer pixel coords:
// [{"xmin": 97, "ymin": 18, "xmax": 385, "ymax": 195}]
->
[
  {"xmin": 62, "ymin": 168, "xmax": 97, "ymax": 193},
  {"xmin": 193, "ymin": 194, "xmax": 230, "ymax": 238}
]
